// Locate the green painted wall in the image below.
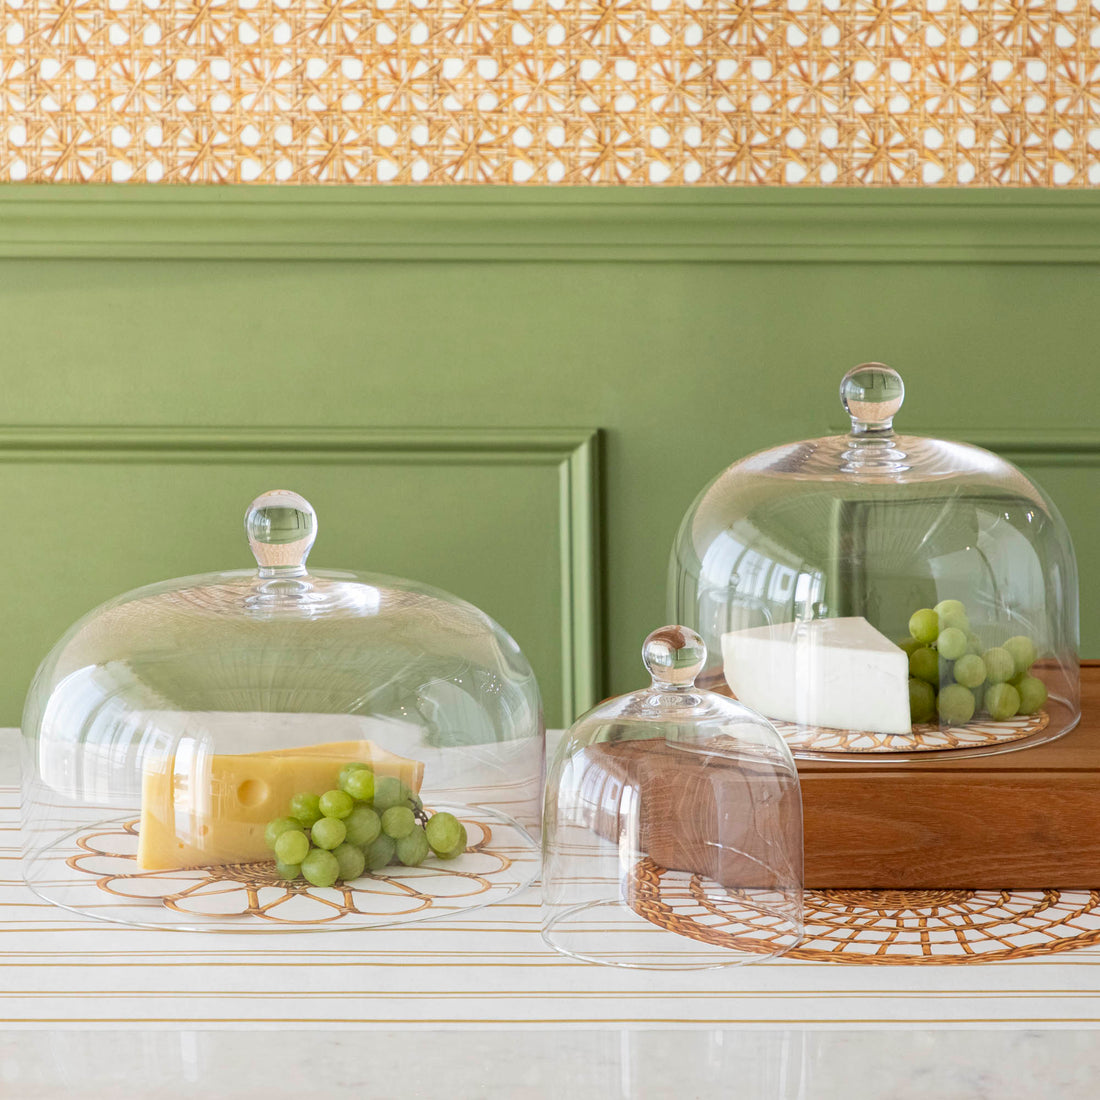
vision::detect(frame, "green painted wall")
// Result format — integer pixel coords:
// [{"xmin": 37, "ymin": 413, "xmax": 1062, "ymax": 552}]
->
[{"xmin": 1, "ymin": 187, "xmax": 1097, "ymax": 726}]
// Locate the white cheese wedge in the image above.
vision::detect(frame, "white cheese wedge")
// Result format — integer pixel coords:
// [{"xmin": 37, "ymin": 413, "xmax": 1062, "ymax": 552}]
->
[{"xmin": 721, "ymin": 617, "xmax": 911, "ymax": 734}]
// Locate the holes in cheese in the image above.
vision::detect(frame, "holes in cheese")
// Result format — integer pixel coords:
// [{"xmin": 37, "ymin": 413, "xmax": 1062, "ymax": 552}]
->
[
  {"xmin": 236, "ymin": 779, "xmax": 268, "ymax": 807},
  {"xmin": 137, "ymin": 740, "xmax": 424, "ymax": 872}
]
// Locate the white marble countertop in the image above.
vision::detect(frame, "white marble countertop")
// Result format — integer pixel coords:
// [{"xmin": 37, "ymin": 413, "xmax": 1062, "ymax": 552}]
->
[
  {"xmin": 6, "ymin": 728, "xmax": 1100, "ymax": 1098},
  {"xmin": 4, "ymin": 1026, "xmax": 1100, "ymax": 1099}
]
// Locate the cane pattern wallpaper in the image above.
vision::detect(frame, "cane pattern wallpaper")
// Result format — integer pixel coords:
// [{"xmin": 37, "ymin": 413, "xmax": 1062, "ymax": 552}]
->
[{"xmin": 0, "ymin": 0, "xmax": 1098, "ymax": 184}]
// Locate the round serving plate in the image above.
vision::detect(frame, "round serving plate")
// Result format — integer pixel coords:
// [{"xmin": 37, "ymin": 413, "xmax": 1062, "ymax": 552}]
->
[
  {"xmin": 697, "ymin": 671, "xmax": 1077, "ymax": 762},
  {"xmin": 774, "ymin": 709, "xmax": 1047, "ymax": 756},
  {"xmin": 774, "ymin": 696, "xmax": 1080, "ymax": 762},
  {"xmin": 25, "ymin": 803, "xmax": 539, "ymax": 933}
]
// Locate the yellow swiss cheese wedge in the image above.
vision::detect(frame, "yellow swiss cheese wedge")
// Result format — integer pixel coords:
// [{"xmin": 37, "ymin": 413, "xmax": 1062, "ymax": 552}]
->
[{"xmin": 137, "ymin": 740, "xmax": 424, "ymax": 871}]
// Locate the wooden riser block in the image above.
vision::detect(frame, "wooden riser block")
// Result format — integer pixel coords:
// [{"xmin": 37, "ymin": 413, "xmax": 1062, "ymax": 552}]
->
[{"xmin": 798, "ymin": 662, "xmax": 1098, "ymax": 888}]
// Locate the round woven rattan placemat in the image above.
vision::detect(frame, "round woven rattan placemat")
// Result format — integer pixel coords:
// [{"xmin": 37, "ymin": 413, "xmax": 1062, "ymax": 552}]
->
[
  {"xmin": 66, "ymin": 814, "xmax": 527, "ymax": 927},
  {"xmin": 773, "ymin": 709, "xmax": 1049, "ymax": 754},
  {"xmin": 630, "ymin": 859, "xmax": 1100, "ymax": 964}
]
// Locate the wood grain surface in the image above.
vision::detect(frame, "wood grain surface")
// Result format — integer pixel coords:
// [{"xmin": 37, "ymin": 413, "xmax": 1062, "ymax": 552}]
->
[
  {"xmin": 577, "ymin": 738, "xmax": 796, "ymax": 889},
  {"xmin": 799, "ymin": 662, "xmax": 1100, "ymax": 887}
]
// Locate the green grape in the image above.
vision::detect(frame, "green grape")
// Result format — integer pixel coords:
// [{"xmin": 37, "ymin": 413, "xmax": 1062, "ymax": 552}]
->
[
  {"xmin": 937, "ymin": 684, "xmax": 975, "ymax": 726},
  {"xmin": 1016, "ymin": 676, "xmax": 1048, "ymax": 715},
  {"xmin": 982, "ymin": 647, "xmax": 1015, "ymax": 684},
  {"xmin": 935, "ymin": 607, "xmax": 970, "ymax": 634},
  {"xmin": 381, "ymin": 805, "xmax": 416, "ymax": 839},
  {"xmin": 985, "ymin": 682, "xmax": 1021, "ymax": 722},
  {"xmin": 953, "ymin": 653, "xmax": 986, "ymax": 689},
  {"xmin": 409, "ymin": 793, "xmax": 424, "ymax": 812},
  {"xmin": 319, "ymin": 789, "xmax": 354, "ymax": 820},
  {"xmin": 338, "ymin": 762, "xmax": 369, "ymax": 789},
  {"xmin": 934, "ymin": 598, "xmax": 967, "ymax": 620},
  {"xmin": 971, "ymin": 682, "xmax": 986, "ymax": 715},
  {"xmin": 275, "ymin": 859, "xmax": 302, "ymax": 881},
  {"xmin": 898, "ymin": 637, "xmax": 923, "ymax": 656},
  {"xmin": 908, "ymin": 609, "xmax": 939, "ymax": 645},
  {"xmin": 301, "ymin": 849, "xmax": 340, "ymax": 888},
  {"xmin": 395, "ymin": 826, "xmax": 430, "ymax": 867},
  {"xmin": 909, "ymin": 647, "xmax": 939, "ymax": 685},
  {"xmin": 966, "ymin": 632, "xmax": 983, "ymax": 655},
  {"xmin": 1003, "ymin": 635, "xmax": 1037, "ymax": 677},
  {"xmin": 373, "ymin": 776, "xmax": 411, "ymax": 813},
  {"xmin": 425, "ymin": 811, "xmax": 465, "ymax": 856},
  {"xmin": 332, "ymin": 842, "xmax": 366, "ymax": 882},
  {"xmin": 274, "ymin": 829, "xmax": 310, "ymax": 865},
  {"xmin": 311, "ymin": 816, "xmax": 347, "ymax": 850},
  {"xmin": 342, "ymin": 768, "xmax": 375, "ymax": 803},
  {"xmin": 936, "ymin": 627, "xmax": 968, "ymax": 661},
  {"xmin": 434, "ymin": 822, "xmax": 468, "ymax": 860},
  {"xmin": 264, "ymin": 816, "xmax": 302, "ymax": 850},
  {"xmin": 343, "ymin": 805, "xmax": 381, "ymax": 847},
  {"xmin": 288, "ymin": 792, "xmax": 322, "ymax": 828},
  {"xmin": 364, "ymin": 834, "xmax": 396, "ymax": 872}
]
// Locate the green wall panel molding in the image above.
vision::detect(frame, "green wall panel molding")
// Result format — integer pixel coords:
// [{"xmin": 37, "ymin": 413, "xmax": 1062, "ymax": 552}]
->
[
  {"xmin": 0, "ymin": 427, "xmax": 600, "ymax": 728},
  {"xmin": 2, "ymin": 186, "xmax": 1100, "ymax": 262},
  {"xmin": 939, "ymin": 431, "xmax": 1100, "ymax": 463},
  {"xmin": 0, "ymin": 185, "xmax": 1098, "ymax": 726}
]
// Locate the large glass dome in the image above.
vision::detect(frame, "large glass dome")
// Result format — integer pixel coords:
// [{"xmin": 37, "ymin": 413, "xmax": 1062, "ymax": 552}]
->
[
  {"xmin": 22, "ymin": 490, "xmax": 543, "ymax": 930},
  {"xmin": 669, "ymin": 365, "xmax": 1080, "ymax": 760}
]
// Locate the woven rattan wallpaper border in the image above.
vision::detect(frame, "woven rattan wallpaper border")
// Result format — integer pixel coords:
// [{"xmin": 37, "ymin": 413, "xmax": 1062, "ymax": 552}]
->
[{"xmin": 1, "ymin": 2, "xmax": 1098, "ymax": 185}]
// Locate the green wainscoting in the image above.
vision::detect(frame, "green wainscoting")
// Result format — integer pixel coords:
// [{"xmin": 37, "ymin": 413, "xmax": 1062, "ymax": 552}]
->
[{"xmin": 1, "ymin": 187, "xmax": 1098, "ymax": 727}]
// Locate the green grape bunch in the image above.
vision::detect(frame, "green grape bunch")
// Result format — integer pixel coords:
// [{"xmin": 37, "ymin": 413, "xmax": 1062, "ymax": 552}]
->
[
  {"xmin": 901, "ymin": 599, "xmax": 1047, "ymax": 729},
  {"xmin": 262, "ymin": 762, "xmax": 469, "ymax": 886}
]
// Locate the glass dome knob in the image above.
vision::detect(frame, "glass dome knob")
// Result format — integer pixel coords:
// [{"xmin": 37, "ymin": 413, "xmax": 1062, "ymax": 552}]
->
[
  {"xmin": 840, "ymin": 363, "xmax": 905, "ymax": 433},
  {"xmin": 245, "ymin": 489, "xmax": 317, "ymax": 577},
  {"xmin": 642, "ymin": 625, "xmax": 707, "ymax": 689}
]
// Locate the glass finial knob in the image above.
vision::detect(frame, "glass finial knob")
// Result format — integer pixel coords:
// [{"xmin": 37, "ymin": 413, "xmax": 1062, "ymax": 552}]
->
[
  {"xmin": 840, "ymin": 363, "xmax": 905, "ymax": 433},
  {"xmin": 245, "ymin": 490, "xmax": 317, "ymax": 576},
  {"xmin": 642, "ymin": 626, "xmax": 707, "ymax": 689}
]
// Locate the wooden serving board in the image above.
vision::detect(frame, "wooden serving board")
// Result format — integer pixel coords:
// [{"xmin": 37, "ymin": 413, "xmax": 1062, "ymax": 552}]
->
[{"xmin": 795, "ymin": 661, "xmax": 1100, "ymax": 887}]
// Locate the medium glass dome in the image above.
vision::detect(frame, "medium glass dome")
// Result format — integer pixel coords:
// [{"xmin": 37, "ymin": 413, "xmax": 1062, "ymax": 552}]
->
[
  {"xmin": 670, "ymin": 364, "xmax": 1080, "ymax": 760},
  {"xmin": 542, "ymin": 626, "xmax": 803, "ymax": 969},
  {"xmin": 22, "ymin": 490, "xmax": 543, "ymax": 931}
]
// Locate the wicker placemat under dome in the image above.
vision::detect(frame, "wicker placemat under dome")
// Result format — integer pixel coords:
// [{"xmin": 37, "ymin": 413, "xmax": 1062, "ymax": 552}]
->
[{"xmin": 630, "ymin": 860, "xmax": 1100, "ymax": 965}]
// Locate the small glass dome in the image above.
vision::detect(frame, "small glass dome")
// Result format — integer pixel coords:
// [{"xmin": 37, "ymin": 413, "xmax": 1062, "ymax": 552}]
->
[
  {"xmin": 22, "ymin": 490, "xmax": 543, "ymax": 931},
  {"xmin": 670, "ymin": 364, "xmax": 1080, "ymax": 760},
  {"xmin": 542, "ymin": 626, "xmax": 803, "ymax": 969}
]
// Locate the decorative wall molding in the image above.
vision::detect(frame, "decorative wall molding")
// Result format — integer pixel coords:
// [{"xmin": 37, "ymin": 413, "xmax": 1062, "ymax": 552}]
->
[
  {"xmin": 3, "ymin": 187, "xmax": 1100, "ymax": 262},
  {"xmin": 958, "ymin": 431, "xmax": 1100, "ymax": 467},
  {"xmin": 877, "ymin": 430, "xmax": 1100, "ymax": 468},
  {"xmin": 0, "ymin": 426, "xmax": 602, "ymax": 723}
]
